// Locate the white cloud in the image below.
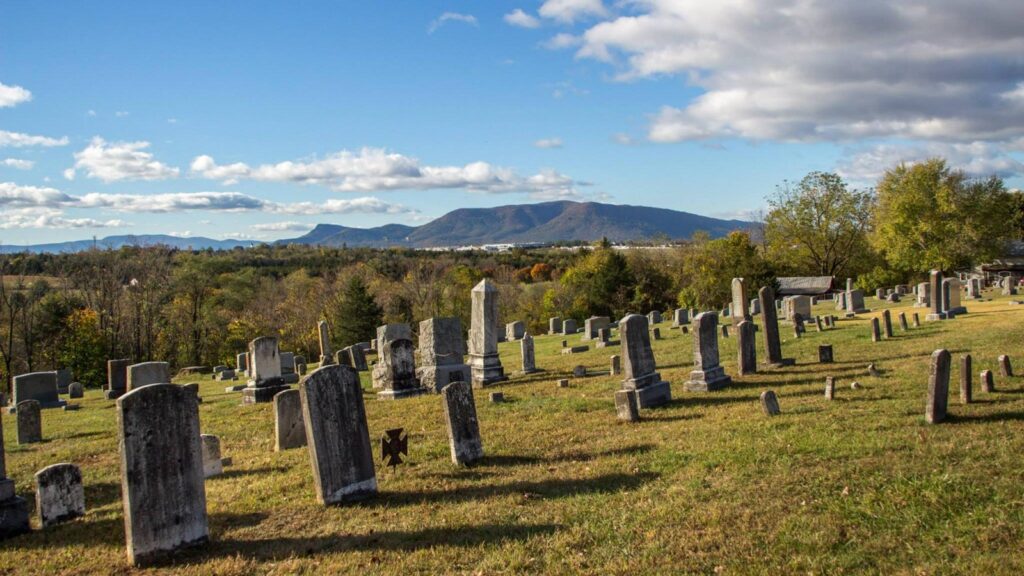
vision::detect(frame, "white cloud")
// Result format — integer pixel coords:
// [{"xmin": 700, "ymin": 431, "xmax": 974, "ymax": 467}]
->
[
  {"xmin": 63, "ymin": 168, "xmax": 75, "ymax": 181},
  {"xmin": 0, "ymin": 130, "xmax": 69, "ymax": 148},
  {"xmin": 0, "ymin": 182, "xmax": 75, "ymax": 207},
  {"xmin": 428, "ymin": 12, "xmax": 478, "ymax": 34},
  {"xmin": 1, "ymin": 159, "xmax": 33, "ymax": 170},
  {"xmin": 115, "ymin": 111, "xmax": 130, "ymax": 117},
  {"xmin": 274, "ymin": 197, "xmax": 417, "ymax": 216},
  {"xmin": 612, "ymin": 133, "xmax": 635, "ymax": 146},
  {"xmin": 837, "ymin": 141, "xmax": 1024, "ymax": 183},
  {"xmin": 565, "ymin": 0, "xmax": 1024, "ymax": 144},
  {"xmin": 252, "ymin": 221, "xmax": 315, "ymax": 232},
  {"xmin": 0, "ymin": 82, "xmax": 32, "ymax": 108},
  {"xmin": 505, "ymin": 9, "xmax": 541, "ymax": 28},
  {"xmin": 541, "ymin": 33, "xmax": 580, "ymax": 50},
  {"xmin": 190, "ymin": 147, "xmax": 587, "ymax": 198},
  {"xmin": 71, "ymin": 137, "xmax": 180, "ymax": 182},
  {"xmin": 539, "ymin": 0, "xmax": 606, "ymax": 23},
  {"xmin": 534, "ymin": 137, "xmax": 564, "ymax": 149},
  {"xmin": 77, "ymin": 191, "xmax": 265, "ymax": 213},
  {"xmin": 0, "ymin": 207, "xmax": 127, "ymax": 230}
]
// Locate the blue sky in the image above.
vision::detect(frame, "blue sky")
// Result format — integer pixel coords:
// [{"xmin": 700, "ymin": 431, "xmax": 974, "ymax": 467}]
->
[{"xmin": 1, "ymin": 1, "xmax": 1022, "ymax": 244}]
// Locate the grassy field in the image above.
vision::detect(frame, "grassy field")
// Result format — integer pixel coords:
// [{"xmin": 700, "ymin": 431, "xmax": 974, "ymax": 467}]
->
[{"xmin": 3, "ymin": 292, "xmax": 1024, "ymax": 574}]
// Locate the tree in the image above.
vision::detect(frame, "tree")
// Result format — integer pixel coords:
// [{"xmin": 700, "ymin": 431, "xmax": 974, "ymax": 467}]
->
[
  {"xmin": 60, "ymin": 308, "xmax": 106, "ymax": 388},
  {"xmin": 675, "ymin": 231, "xmax": 775, "ymax": 309},
  {"xmin": 764, "ymin": 171, "xmax": 874, "ymax": 277},
  {"xmin": 332, "ymin": 276, "xmax": 383, "ymax": 348},
  {"xmin": 560, "ymin": 244, "xmax": 635, "ymax": 319},
  {"xmin": 872, "ymin": 158, "xmax": 1014, "ymax": 273}
]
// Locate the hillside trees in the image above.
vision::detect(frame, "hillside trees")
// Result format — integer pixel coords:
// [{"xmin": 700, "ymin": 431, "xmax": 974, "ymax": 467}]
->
[
  {"xmin": 559, "ymin": 241, "xmax": 635, "ymax": 319},
  {"xmin": 331, "ymin": 275, "xmax": 383, "ymax": 348},
  {"xmin": 675, "ymin": 231, "xmax": 775, "ymax": 310}
]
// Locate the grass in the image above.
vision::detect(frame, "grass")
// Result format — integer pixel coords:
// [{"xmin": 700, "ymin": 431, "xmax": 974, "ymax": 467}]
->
[{"xmin": 3, "ymin": 292, "xmax": 1024, "ymax": 574}]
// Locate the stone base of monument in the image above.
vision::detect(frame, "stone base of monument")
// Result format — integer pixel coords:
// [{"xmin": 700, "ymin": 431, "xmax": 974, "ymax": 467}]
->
[
  {"xmin": 684, "ymin": 367, "xmax": 732, "ymax": 392},
  {"xmin": 224, "ymin": 384, "xmax": 247, "ymax": 392},
  {"xmin": 519, "ymin": 367, "xmax": 543, "ymax": 376},
  {"xmin": 377, "ymin": 387, "xmax": 428, "ymax": 400},
  {"xmin": 470, "ymin": 354, "xmax": 508, "ymax": 388},
  {"xmin": 926, "ymin": 313, "xmax": 948, "ymax": 321},
  {"xmin": 282, "ymin": 373, "xmax": 300, "ymax": 384},
  {"xmin": 417, "ymin": 364, "xmax": 472, "ymax": 393},
  {"xmin": 595, "ymin": 340, "xmax": 620, "ymax": 349},
  {"xmin": 561, "ymin": 346, "xmax": 589, "ymax": 354},
  {"xmin": 630, "ymin": 380, "xmax": 672, "ymax": 408},
  {"xmin": 949, "ymin": 307, "xmax": 967, "ymax": 315},
  {"xmin": 104, "ymin": 389, "xmax": 125, "ymax": 400},
  {"xmin": 0, "ymin": 482, "xmax": 30, "ymax": 539},
  {"xmin": 6, "ymin": 399, "xmax": 66, "ymax": 414},
  {"xmin": 241, "ymin": 383, "xmax": 291, "ymax": 404}
]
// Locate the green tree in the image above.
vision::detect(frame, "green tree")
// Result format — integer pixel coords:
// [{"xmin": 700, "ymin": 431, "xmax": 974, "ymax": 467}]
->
[
  {"xmin": 60, "ymin": 308, "xmax": 107, "ymax": 388},
  {"xmin": 560, "ymin": 244, "xmax": 635, "ymax": 319},
  {"xmin": 676, "ymin": 231, "xmax": 775, "ymax": 310},
  {"xmin": 332, "ymin": 276, "xmax": 383, "ymax": 348},
  {"xmin": 764, "ymin": 171, "xmax": 875, "ymax": 278},
  {"xmin": 872, "ymin": 158, "xmax": 1014, "ymax": 273}
]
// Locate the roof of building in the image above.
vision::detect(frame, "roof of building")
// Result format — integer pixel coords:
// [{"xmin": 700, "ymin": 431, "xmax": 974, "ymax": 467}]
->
[{"xmin": 777, "ymin": 276, "xmax": 836, "ymax": 296}]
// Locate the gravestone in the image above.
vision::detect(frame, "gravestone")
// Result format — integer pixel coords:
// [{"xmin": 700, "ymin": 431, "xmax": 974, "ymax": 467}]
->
[
  {"xmin": 731, "ymin": 278, "xmax": 751, "ymax": 327},
  {"xmin": 300, "ymin": 365, "xmax": 377, "ymax": 504},
  {"xmin": 760, "ymin": 390, "xmax": 780, "ymax": 416},
  {"xmin": 652, "ymin": 327, "xmax": 662, "ymax": 340},
  {"xmin": 0, "ymin": 410, "xmax": 30, "ymax": 538},
  {"xmin": 915, "ymin": 282, "xmax": 930, "ymax": 307},
  {"xmin": 35, "ymin": 462, "xmax": 84, "ymax": 528},
  {"xmin": 12, "ymin": 371, "xmax": 66, "ymax": 409},
  {"xmin": 759, "ymin": 286, "xmax": 794, "ymax": 367},
  {"xmin": 783, "ymin": 296, "xmax": 812, "ymax": 323},
  {"xmin": 562, "ymin": 319, "xmax": 578, "ymax": 335},
  {"xmin": 999, "ymin": 354, "xmax": 1013, "ymax": 377},
  {"xmin": 966, "ymin": 278, "xmax": 982, "ymax": 299},
  {"xmin": 127, "ymin": 361, "xmax": 170, "ymax": 392},
  {"xmin": 898, "ymin": 312, "xmax": 909, "ymax": 331},
  {"xmin": 815, "ymin": 316, "xmax": 824, "ymax": 332},
  {"xmin": 182, "ymin": 382, "xmax": 200, "ymax": 402},
  {"xmin": 981, "ymin": 369, "xmax": 995, "ymax": 393},
  {"xmin": 610, "ymin": 355, "xmax": 621, "ymax": 376},
  {"xmin": 16, "ymin": 400, "xmax": 41, "ymax": 444},
  {"xmin": 243, "ymin": 336, "xmax": 289, "ymax": 404},
  {"xmin": 913, "ymin": 312, "xmax": 921, "ymax": 327},
  {"xmin": 317, "ymin": 320, "xmax": 333, "ymax": 365},
  {"xmin": 846, "ymin": 289, "xmax": 868, "ymax": 314},
  {"xmin": 818, "ymin": 345, "xmax": 833, "ymax": 364},
  {"xmin": 200, "ymin": 435, "xmax": 223, "ymax": 478},
  {"xmin": 55, "ymin": 369, "xmax": 72, "ymax": 395},
  {"xmin": 672, "ymin": 308, "xmax": 689, "ymax": 327},
  {"xmin": 926, "ymin": 270, "xmax": 947, "ymax": 320},
  {"xmin": 926, "ymin": 349, "xmax": 951, "ymax": 423},
  {"xmin": 505, "ymin": 321, "xmax": 525, "ymax": 342},
  {"xmin": 347, "ymin": 345, "xmax": 368, "ymax": 372},
  {"xmin": 236, "ymin": 352, "xmax": 248, "ymax": 377},
  {"xmin": 489, "ymin": 392, "xmax": 504, "ymax": 403},
  {"xmin": 106, "ymin": 359, "xmax": 130, "ymax": 400},
  {"xmin": 720, "ymin": 325, "xmax": 729, "ymax": 338},
  {"xmin": 882, "ymin": 310, "xmax": 893, "ymax": 338},
  {"xmin": 737, "ymin": 320, "xmax": 757, "ymax": 375},
  {"xmin": 619, "ymin": 314, "xmax": 672, "ymax": 408},
  {"xmin": 614, "ymin": 390, "xmax": 640, "ymax": 422},
  {"xmin": 573, "ymin": 365, "xmax": 587, "ymax": 378},
  {"xmin": 1002, "ymin": 275, "xmax": 1017, "ymax": 296},
  {"xmin": 558, "ymin": 378, "xmax": 570, "ymax": 388},
  {"xmin": 118, "ymin": 384, "xmax": 208, "ymax": 566},
  {"xmin": 835, "ymin": 291, "xmax": 848, "ymax": 310},
  {"xmin": 274, "ymin": 389, "xmax": 306, "ymax": 451},
  {"xmin": 870, "ymin": 317, "xmax": 881, "ymax": 342},
  {"xmin": 825, "ymin": 376, "xmax": 836, "ymax": 400},
  {"xmin": 520, "ymin": 334, "xmax": 539, "ymax": 374},
  {"xmin": 374, "ymin": 339, "xmax": 424, "ymax": 400},
  {"xmin": 279, "ymin": 352, "xmax": 299, "ymax": 385},
  {"xmin": 685, "ymin": 312, "xmax": 732, "ymax": 392},
  {"xmin": 548, "ymin": 317, "xmax": 563, "ymax": 335},
  {"xmin": 468, "ymin": 279, "xmax": 507, "ymax": 388},
  {"xmin": 749, "ymin": 298, "xmax": 761, "ymax": 316},
  {"xmin": 376, "ymin": 323, "xmax": 412, "ymax": 355},
  {"xmin": 335, "ymin": 348, "xmax": 352, "ymax": 368},
  {"xmin": 960, "ymin": 354, "xmax": 972, "ymax": 404},
  {"xmin": 647, "ymin": 310, "xmax": 662, "ymax": 325},
  {"xmin": 875, "ymin": 288, "xmax": 885, "ymax": 300},
  {"xmin": 584, "ymin": 316, "xmax": 611, "ymax": 340},
  {"xmin": 69, "ymin": 381, "xmax": 84, "ymax": 399},
  {"xmin": 417, "ymin": 317, "xmax": 472, "ymax": 392},
  {"xmin": 886, "ymin": 292, "xmax": 900, "ymax": 303},
  {"xmin": 441, "ymin": 381, "xmax": 484, "ymax": 465}
]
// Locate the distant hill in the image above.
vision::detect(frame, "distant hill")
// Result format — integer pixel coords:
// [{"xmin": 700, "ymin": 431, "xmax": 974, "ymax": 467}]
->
[
  {"xmin": 0, "ymin": 234, "xmax": 255, "ymax": 254},
  {"xmin": 282, "ymin": 200, "xmax": 754, "ymax": 248}
]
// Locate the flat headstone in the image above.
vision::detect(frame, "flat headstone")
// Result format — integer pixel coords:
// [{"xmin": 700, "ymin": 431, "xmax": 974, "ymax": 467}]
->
[
  {"xmin": 117, "ymin": 384, "xmax": 208, "ymax": 566},
  {"xmin": 16, "ymin": 400, "xmax": 41, "ymax": 444},
  {"xmin": 926, "ymin": 349, "xmax": 951, "ymax": 424},
  {"xmin": 760, "ymin": 390, "xmax": 780, "ymax": 416},
  {"xmin": 300, "ymin": 365, "xmax": 377, "ymax": 505},
  {"xmin": 441, "ymin": 381, "xmax": 484, "ymax": 465},
  {"xmin": 200, "ymin": 435, "xmax": 223, "ymax": 478},
  {"xmin": 573, "ymin": 365, "xmax": 587, "ymax": 378},
  {"xmin": 35, "ymin": 463, "xmax": 84, "ymax": 527},
  {"xmin": 274, "ymin": 389, "xmax": 306, "ymax": 451},
  {"xmin": 614, "ymin": 390, "xmax": 640, "ymax": 422},
  {"xmin": 127, "ymin": 361, "xmax": 170, "ymax": 391},
  {"xmin": 561, "ymin": 345, "xmax": 589, "ymax": 354}
]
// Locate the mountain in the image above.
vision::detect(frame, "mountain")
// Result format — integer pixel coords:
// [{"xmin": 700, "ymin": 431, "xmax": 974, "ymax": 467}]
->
[
  {"xmin": 0, "ymin": 234, "xmax": 256, "ymax": 254},
  {"xmin": 282, "ymin": 201, "xmax": 754, "ymax": 248}
]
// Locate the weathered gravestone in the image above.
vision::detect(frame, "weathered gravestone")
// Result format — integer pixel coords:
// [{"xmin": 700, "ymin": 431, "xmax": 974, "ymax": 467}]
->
[
  {"xmin": 913, "ymin": 312, "xmax": 921, "ymax": 327},
  {"xmin": 731, "ymin": 278, "xmax": 751, "ymax": 327},
  {"xmin": 652, "ymin": 327, "xmax": 663, "ymax": 340},
  {"xmin": 16, "ymin": 400, "xmax": 41, "ymax": 444},
  {"xmin": 118, "ymin": 384, "xmax": 208, "ymax": 566},
  {"xmin": 966, "ymin": 278, "xmax": 982, "ymax": 299},
  {"xmin": 55, "ymin": 369, "xmax": 72, "ymax": 395},
  {"xmin": 759, "ymin": 285, "xmax": 794, "ymax": 367},
  {"xmin": 236, "ymin": 352, "xmax": 248, "ymax": 377},
  {"xmin": 926, "ymin": 270, "xmax": 947, "ymax": 321},
  {"xmin": 300, "ymin": 365, "xmax": 377, "ymax": 505},
  {"xmin": 819, "ymin": 345, "xmax": 834, "ymax": 364},
  {"xmin": 376, "ymin": 323, "xmax": 412, "ymax": 356},
  {"xmin": 610, "ymin": 355, "xmax": 621, "ymax": 376},
  {"xmin": 548, "ymin": 317, "xmax": 563, "ymax": 335},
  {"xmin": 584, "ymin": 316, "xmax": 611, "ymax": 340},
  {"xmin": 672, "ymin": 308, "xmax": 689, "ymax": 327},
  {"xmin": 915, "ymin": 282, "xmax": 930, "ymax": 307},
  {"xmin": 106, "ymin": 359, "xmax": 130, "ymax": 400},
  {"xmin": 875, "ymin": 288, "xmax": 885, "ymax": 300},
  {"xmin": 846, "ymin": 289, "xmax": 869, "ymax": 315},
  {"xmin": 981, "ymin": 369, "xmax": 995, "ymax": 393},
  {"xmin": 619, "ymin": 314, "xmax": 672, "ymax": 408},
  {"xmin": 737, "ymin": 320, "xmax": 757, "ymax": 375},
  {"xmin": 317, "ymin": 320, "xmax": 333, "ymax": 366},
  {"xmin": 898, "ymin": 312, "xmax": 909, "ymax": 331},
  {"xmin": 1002, "ymin": 275, "xmax": 1017, "ymax": 296},
  {"xmin": 374, "ymin": 339, "xmax": 424, "ymax": 400},
  {"xmin": 882, "ymin": 310, "xmax": 894, "ymax": 338},
  {"xmin": 870, "ymin": 317, "xmax": 881, "ymax": 342},
  {"xmin": 505, "ymin": 321, "xmax": 525, "ymax": 342},
  {"xmin": 614, "ymin": 390, "xmax": 640, "ymax": 422},
  {"xmin": 825, "ymin": 376, "xmax": 836, "ymax": 400},
  {"xmin": 35, "ymin": 463, "xmax": 84, "ymax": 528},
  {"xmin": 274, "ymin": 389, "xmax": 306, "ymax": 451},
  {"xmin": 417, "ymin": 317, "xmax": 472, "ymax": 393},
  {"xmin": 468, "ymin": 279, "xmax": 507, "ymax": 388},
  {"xmin": 926, "ymin": 349, "xmax": 951, "ymax": 424},
  {"xmin": 347, "ymin": 345, "xmax": 368, "ymax": 372},
  {"xmin": 783, "ymin": 296, "xmax": 812, "ymax": 323},
  {"xmin": 279, "ymin": 352, "xmax": 299, "ymax": 385},
  {"xmin": 200, "ymin": 435, "xmax": 223, "ymax": 478},
  {"xmin": 127, "ymin": 361, "xmax": 170, "ymax": 392},
  {"xmin": 720, "ymin": 325, "xmax": 730, "ymax": 338},
  {"xmin": 68, "ymin": 382, "xmax": 84, "ymax": 399},
  {"xmin": 573, "ymin": 365, "xmax": 587, "ymax": 378},
  {"xmin": 12, "ymin": 371, "xmax": 66, "ymax": 410},
  {"xmin": 335, "ymin": 348, "xmax": 352, "ymax": 368},
  {"xmin": 0, "ymin": 410, "xmax": 30, "ymax": 538},
  {"xmin": 999, "ymin": 354, "xmax": 1013, "ymax": 377},
  {"xmin": 242, "ymin": 336, "xmax": 289, "ymax": 404},
  {"xmin": 685, "ymin": 312, "xmax": 733, "ymax": 392},
  {"xmin": 182, "ymin": 382, "xmax": 201, "ymax": 402},
  {"xmin": 760, "ymin": 390, "xmax": 781, "ymax": 416},
  {"xmin": 441, "ymin": 381, "xmax": 484, "ymax": 466},
  {"xmin": 960, "ymin": 354, "xmax": 972, "ymax": 404},
  {"xmin": 520, "ymin": 334, "xmax": 539, "ymax": 374},
  {"xmin": 562, "ymin": 318, "xmax": 578, "ymax": 335},
  {"xmin": 647, "ymin": 310, "xmax": 663, "ymax": 325}
]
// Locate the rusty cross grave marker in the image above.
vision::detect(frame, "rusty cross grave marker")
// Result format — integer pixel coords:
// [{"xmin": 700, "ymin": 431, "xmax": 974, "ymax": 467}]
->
[{"xmin": 381, "ymin": 428, "xmax": 407, "ymax": 470}]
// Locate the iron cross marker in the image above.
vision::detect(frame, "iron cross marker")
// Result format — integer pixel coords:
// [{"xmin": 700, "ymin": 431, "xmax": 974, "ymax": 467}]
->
[{"xmin": 381, "ymin": 428, "xmax": 407, "ymax": 469}]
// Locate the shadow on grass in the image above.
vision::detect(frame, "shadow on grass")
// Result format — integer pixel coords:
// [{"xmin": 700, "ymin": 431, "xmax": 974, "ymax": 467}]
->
[
  {"xmin": 60, "ymin": 430, "xmax": 107, "ymax": 441},
  {"xmin": 480, "ymin": 443, "xmax": 656, "ymax": 467},
  {"xmin": 947, "ymin": 411, "xmax": 1024, "ymax": 424},
  {"xmin": 216, "ymin": 465, "xmax": 292, "ymax": 480},
  {"xmin": 84, "ymin": 481, "xmax": 123, "ymax": 509}
]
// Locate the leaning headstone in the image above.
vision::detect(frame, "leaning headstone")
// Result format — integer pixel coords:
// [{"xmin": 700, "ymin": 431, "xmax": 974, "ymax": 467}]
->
[
  {"xmin": 925, "ymin": 349, "xmax": 951, "ymax": 424},
  {"xmin": 441, "ymin": 381, "xmax": 484, "ymax": 466},
  {"xmin": 68, "ymin": 382, "xmax": 84, "ymax": 399},
  {"xmin": 468, "ymin": 279, "xmax": 507, "ymax": 388},
  {"xmin": 926, "ymin": 270, "xmax": 947, "ymax": 321},
  {"xmin": 685, "ymin": 312, "xmax": 732, "ymax": 392},
  {"xmin": 760, "ymin": 390, "xmax": 781, "ymax": 416},
  {"xmin": 562, "ymin": 318, "xmax": 578, "ymax": 335},
  {"xmin": 548, "ymin": 317, "xmax": 563, "ymax": 335},
  {"xmin": 870, "ymin": 317, "xmax": 881, "ymax": 342},
  {"xmin": 106, "ymin": 359, "xmax": 130, "ymax": 400},
  {"xmin": 274, "ymin": 389, "xmax": 306, "ymax": 451},
  {"xmin": 960, "ymin": 354, "xmax": 972, "ymax": 404},
  {"xmin": 737, "ymin": 320, "xmax": 757, "ymax": 375},
  {"xmin": 913, "ymin": 313, "xmax": 921, "ymax": 327},
  {"xmin": 731, "ymin": 278, "xmax": 751, "ymax": 327},
  {"xmin": 759, "ymin": 285, "xmax": 794, "ymax": 367},
  {"xmin": 0, "ymin": 411, "xmax": 30, "ymax": 538},
  {"xmin": 417, "ymin": 317, "xmax": 472, "ymax": 392},
  {"xmin": 815, "ymin": 316, "xmax": 824, "ymax": 332},
  {"xmin": 619, "ymin": 314, "xmax": 671, "ymax": 408},
  {"xmin": 300, "ymin": 365, "xmax": 377, "ymax": 504},
  {"xmin": 200, "ymin": 435, "xmax": 223, "ymax": 478},
  {"xmin": 882, "ymin": 310, "xmax": 894, "ymax": 338},
  {"xmin": 981, "ymin": 369, "xmax": 995, "ymax": 393},
  {"xmin": 614, "ymin": 390, "xmax": 640, "ymax": 422},
  {"xmin": 818, "ymin": 345, "xmax": 833, "ymax": 364},
  {"xmin": 825, "ymin": 376, "xmax": 836, "ymax": 400},
  {"xmin": 373, "ymin": 339, "xmax": 424, "ymax": 399},
  {"xmin": 127, "ymin": 361, "xmax": 170, "ymax": 392},
  {"xmin": 118, "ymin": 384, "xmax": 208, "ymax": 566},
  {"xmin": 12, "ymin": 371, "xmax": 66, "ymax": 409},
  {"xmin": 242, "ymin": 336, "xmax": 289, "ymax": 404},
  {"xmin": 720, "ymin": 325, "xmax": 729, "ymax": 338},
  {"xmin": 520, "ymin": 334, "xmax": 539, "ymax": 374},
  {"xmin": 16, "ymin": 400, "xmax": 42, "ymax": 444},
  {"xmin": 348, "ymin": 345, "xmax": 368, "ymax": 372},
  {"xmin": 35, "ymin": 463, "xmax": 84, "ymax": 527},
  {"xmin": 999, "ymin": 354, "xmax": 1013, "ymax": 377},
  {"xmin": 898, "ymin": 312, "xmax": 909, "ymax": 331},
  {"xmin": 317, "ymin": 320, "xmax": 333, "ymax": 365},
  {"xmin": 505, "ymin": 321, "xmax": 525, "ymax": 342}
]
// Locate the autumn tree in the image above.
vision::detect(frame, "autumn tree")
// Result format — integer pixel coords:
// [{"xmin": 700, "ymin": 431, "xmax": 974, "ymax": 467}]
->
[{"xmin": 675, "ymin": 231, "xmax": 775, "ymax": 309}]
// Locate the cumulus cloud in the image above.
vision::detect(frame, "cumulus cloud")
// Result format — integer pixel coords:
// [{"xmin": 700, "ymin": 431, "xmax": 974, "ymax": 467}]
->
[
  {"xmin": 0, "ymin": 207, "xmax": 127, "ymax": 230},
  {"xmin": 0, "ymin": 82, "xmax": 32, "ymax": 108},
  {"xmin": 564, "ymin": 1, "xmax": 1024, "ymax": 145},
  {"xmin": 1, "ymin": 159, "xmax": 33, "ymax": 170},
  {"xmin": 274, "ymin": 197, "xmax": 418, "ymax": 216},
  {"xmin": 534, "ymin": 137, "xmax": 564, "ymax": 149},
  {"xmin": 190, "ymin": 147, "xmax": 586, "ymax": 198},
  {"xmin": 539, "ymin": 0, "xmax": 606, "ymax": 23},
  {"xmin": 77, "ymin": 191, "xmax": 265, "ymax": 212},
  {"xmin": 837, "ymin": 141, "xmax": 1024, "ymax": 183},
  {"xmin": 71, "ymin": 137, "xmax": 180, "ymax": 182},
  {"xmin": 505, "ymin": 9, "xmax": 541, "ymax": 28},
  {"xmin": 252, "ymin": 221, "xmax": 315, "ymax": 232},
  {"xmin": 0, "ymin": 130, "xmax": 69, "ymax": 148},
  {"xmin": 428, "ymin": 12, "xmax": 478, "ymax": 34},
  {"xmin": 541, "ymin": 33, "xmax": 580, "ymax": 50},
  {"xmin": 0, "ymin": 182, "xmax": 75, "ymax": 207}
]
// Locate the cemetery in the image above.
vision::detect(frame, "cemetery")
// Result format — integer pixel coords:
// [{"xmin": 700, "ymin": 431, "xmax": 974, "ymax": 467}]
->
[{"xmin": 2, "ymin": 277, "xmax": 1024, "ymax": 573}]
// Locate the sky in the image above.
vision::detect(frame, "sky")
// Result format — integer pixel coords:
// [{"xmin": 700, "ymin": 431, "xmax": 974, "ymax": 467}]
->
[{"xmin": 1, "ymin": 0, "xmax": 1023, "ymax": 244}]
